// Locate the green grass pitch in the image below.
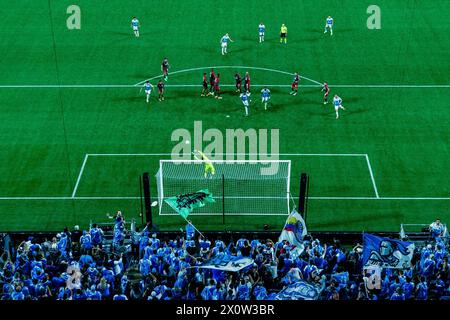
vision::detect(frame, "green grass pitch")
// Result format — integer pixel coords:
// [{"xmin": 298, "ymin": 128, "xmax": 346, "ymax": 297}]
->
[{"xmin": 0, "ymin": 0, "xmax": 448, "ymax": 232}]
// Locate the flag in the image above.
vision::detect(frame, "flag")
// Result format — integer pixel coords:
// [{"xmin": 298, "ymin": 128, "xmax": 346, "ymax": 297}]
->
[
  {"xmin": 443, "ymin": 225, "xmax": 448, "ymax": 238},
  {"xmin": 362, "ymin": 233, "xmax": 415, "ymax": 269},
  {"xmin": 164, "ymin": 189, "xmax": 215, "ymax": 219},
  {"xmin": 278, "ymin": 209, "xmax": 307, "ymax": 254},
  {"xmin": 273, "ymin": 280, "xmax": 321, "ymax": 300},
  {"xmin": 196, "ymin": 256, "xmax": 254, "ymax": 272}
]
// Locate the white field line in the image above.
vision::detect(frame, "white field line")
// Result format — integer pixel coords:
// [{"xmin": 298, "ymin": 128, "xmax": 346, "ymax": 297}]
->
[
  {"xmin": 87, "ymin": 153, "xmax": 367, "ymax": 157},
  {"xmin": 134, "ymin": 65, "xmax": 323, "ymax": 86},
  {"xmin": 365, "ymin": 154, "xmax": 380, "ymax": 198},
  {"xmin": 0, "ymin": 85, "xmax": 135, "ymax": 88},
  {"xmin": 1, "ymin": 84, "xmax": 449, "ymax": 89},
  {"xmin": 0, "ymin": 196, "xmax": 448, "ymax": 200},
  {"xmin": 71, "ymin": 154, "xmax": 89, "ymax": 198}
]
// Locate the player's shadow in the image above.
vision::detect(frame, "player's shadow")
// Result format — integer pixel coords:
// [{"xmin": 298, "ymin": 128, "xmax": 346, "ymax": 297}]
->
[
  {"xmin": 303, "ymin": 27, "xmax": 355, "ymax": 34},
  {"xmin": 300, "ymin": 36, "xmax": 322, "ymax": 42},
  {"xmin": 107, "ymin": 31, "xmax": 134, "ymax": 37},
  {"xmin": 230, "ymin": 46, "xmax": 252, "ymax": 54},
  {"xmin": 345, "ymin": 107, "xmax": 369, "ymax": 117},
  {"xmin": 339, "ymin": 97, "xmax": 362, "ymax": 104}
]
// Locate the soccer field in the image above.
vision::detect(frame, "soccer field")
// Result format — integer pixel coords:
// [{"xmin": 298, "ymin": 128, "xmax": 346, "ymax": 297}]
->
[{"xmin": 0, "ymin": 0, "xmax": 448, "ymax": 232}]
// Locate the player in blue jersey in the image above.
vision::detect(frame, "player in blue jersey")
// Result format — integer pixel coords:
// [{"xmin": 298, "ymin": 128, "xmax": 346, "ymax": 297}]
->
[
  {"xmin": 220, "ymin": 33, "xmax": 234, "ymax": 55},
  {"xmin": 258, "ymin": 23, "xmax": 266, "ymax": 43},
  {"xmin": 324, "ymin": 16, "xmax": 333, "ymax": 36},
  {"xmin": 143, "ymin": 81, "xmax": 153, "ymax": 103},
  {"xmin": 333, "ymin": 94, "xmax": 346, "ymax": 119},
  {"xmin": 261, "ymin": 87, "xmax": 270, "ymax": 110},
  {"xmin": 240, "ymin": 92, "xmax": 251, "ymax": 116},
  {"xmin": 131, "ymin": 17, "xmax": 139, "ymax": 37}
]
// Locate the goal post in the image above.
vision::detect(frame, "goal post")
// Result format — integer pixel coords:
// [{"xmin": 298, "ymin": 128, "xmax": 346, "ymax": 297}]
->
[{"xmin": 155, "ymin": 159, "xmax": 291, "ymax": 216}]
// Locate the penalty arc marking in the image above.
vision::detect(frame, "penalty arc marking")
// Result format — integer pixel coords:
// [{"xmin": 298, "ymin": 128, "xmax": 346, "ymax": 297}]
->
[{"xmin": 134, "ymin": 65, "xmax": 324, "ymax": 86}]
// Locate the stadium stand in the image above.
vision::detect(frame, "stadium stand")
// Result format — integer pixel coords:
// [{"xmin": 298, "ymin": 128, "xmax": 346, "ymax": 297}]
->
[{"xmin": 0, "ymin": 213, "xmax": 448, "ymax": 301}]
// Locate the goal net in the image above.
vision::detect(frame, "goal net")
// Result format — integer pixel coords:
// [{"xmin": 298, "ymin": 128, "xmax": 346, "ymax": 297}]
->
[{"xmin": 155, "ymin": 160, "xmax": 291, "ymax": 216}]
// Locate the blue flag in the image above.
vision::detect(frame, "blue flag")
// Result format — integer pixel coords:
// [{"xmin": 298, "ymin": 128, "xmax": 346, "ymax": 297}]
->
[
  {"xmin": 273, "ymin": 280, "xmax": 321, "ymax": 300},
  {"xmin": 196, "ymin": 256, "xmax": 254, "ymax": 272},
  {"xmin": 362, "ymin": 233, "xmax": 415, "ymax": 269}
]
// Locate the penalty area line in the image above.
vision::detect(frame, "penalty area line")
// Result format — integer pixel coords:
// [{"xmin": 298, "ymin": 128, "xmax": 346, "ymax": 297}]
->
[{"xmin": 0, "ymin": 196, "xmax": 449, "ymax": 200}]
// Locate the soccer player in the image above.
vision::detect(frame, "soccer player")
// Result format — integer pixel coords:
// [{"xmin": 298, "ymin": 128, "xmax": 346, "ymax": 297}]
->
[
  {"xmin": 280, "ymin": 24, "xmax": 288, "ymax": 44},
  {"xmin": 240, "ymin": 92, "xmax": 250, "ymax": 116},
  {"xmin": 201, "ymin": 73, "xmax": 208, "ymax": 96},
  {"xmin": 214, "ymin": 73, "xmax": 222, "ymax": 99},
  {"xmin": 324, "ymin": 16, "xmax": 333, "ymax": 36},
  {"xmin": 235, "ymin": 73, "xmax": 242, "ymax": 93},
  {"xmin": 322, "ymin": 82, "xmax": 330, "ymax": 104},
  {"xmin": 193, "ymin": 150, "xmax": 216, "ymax": 179},
  {"xmin": 143, "ymin": 81, "xmax": 153, "ymax": 103},
  {"xmin": 258, "ymin": 23, "xmax": 266, "ymax": 43},
  {"xmin": 157, "ymin": 80, "xmax": 165, "ymax": 101},
  {"xmin": 290, "ymin": 73, "xmax": 300, "ymax": 96},
  {"xmin": 209, "ymin": 69, "xmax": 216, "ymax": 95},
  {"xmin": 261, "ymin": 87, "xmax": 270, "ymax": 110},
  {"xmin": 244, "ymin": 72, "xmax": 251, "ymax": 94},
  {"xmin": 220, "ymin": 33, "xmax": 234, "ymax": 55},
  {"xmin": 333, "ymin": 94, "xmax": 346, "ymax": 119},
  {"xmin": 131, "ymin": 17, "xmax": 139, "ymax": 37}
]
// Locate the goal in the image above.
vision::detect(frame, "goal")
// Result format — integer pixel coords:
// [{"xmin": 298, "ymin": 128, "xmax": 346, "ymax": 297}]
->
[{"xmin": 155, "ymin": 159, "xmax": 291, "ymax": 216}]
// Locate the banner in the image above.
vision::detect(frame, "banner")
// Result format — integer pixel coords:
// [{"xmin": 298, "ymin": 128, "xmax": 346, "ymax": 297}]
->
[
  {"xmin": 274, "ymin": 280, "xmax": 321, "ymax": 300},
  {"xmin": 278, "ymin": 209, "xmax": 307, "ymax": 254},
  {"xmin": 164, "ymin": 189, "xmax": 215, "ymax": 219},
  {"xmin": 196, "ymin": 256, "xmax": 254, "ymax": 272},
  {"xmin": 362, "ymin": 233, "xmax": 415, "ymax": 269}
]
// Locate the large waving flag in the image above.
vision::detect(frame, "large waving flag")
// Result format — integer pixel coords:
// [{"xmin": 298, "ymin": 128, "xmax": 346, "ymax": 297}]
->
[
  {"xmin": 196, "ymin": 256, "xmax": 254, "ymax": 272},
  {"xmin": 362, "ymin": 233, "xmax": 415, "ymax": 269},
  {"xmin": 273, "ymin": 280, "xmax": 321, "ymax": 300},
  {"xmin": 278, "ymin": 209, "xmax": 307, "ymax": 254},
  {"xmin": 165, "ymin": 189, "xmax": 215, "ymax": 219}
]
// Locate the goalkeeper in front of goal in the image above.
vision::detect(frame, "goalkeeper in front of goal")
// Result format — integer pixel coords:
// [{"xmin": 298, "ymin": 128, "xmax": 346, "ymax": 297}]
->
[{"xmin": 193, "ymin": 150, "xmax": 216, "ymax": 179}]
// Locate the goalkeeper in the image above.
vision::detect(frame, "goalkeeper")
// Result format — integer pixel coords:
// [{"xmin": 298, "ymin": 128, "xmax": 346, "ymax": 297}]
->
[{"xmin": 193, "ymin": 149, "xmax": 216, "ymax": 178}]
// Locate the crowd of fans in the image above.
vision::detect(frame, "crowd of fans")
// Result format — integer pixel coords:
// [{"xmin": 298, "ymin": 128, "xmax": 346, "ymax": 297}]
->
[{"xmin": 0, "ymin": 212, "xmax": 448, "ymax": 300}]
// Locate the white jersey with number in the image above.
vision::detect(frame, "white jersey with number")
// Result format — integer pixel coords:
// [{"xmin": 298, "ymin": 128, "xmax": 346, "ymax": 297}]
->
[
  {"xmin": 333, "ymin": 96, "xmax": 342, "ymax": 110},
  {"xmin": 132, "ymin": 19, "xmax": 139, "ymax": 30}
]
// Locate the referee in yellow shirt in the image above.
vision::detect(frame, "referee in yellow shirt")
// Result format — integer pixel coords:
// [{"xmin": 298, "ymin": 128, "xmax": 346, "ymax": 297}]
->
[{"xmin": 280, "ymin": 24, "xmax": 288, "ymax": 44}]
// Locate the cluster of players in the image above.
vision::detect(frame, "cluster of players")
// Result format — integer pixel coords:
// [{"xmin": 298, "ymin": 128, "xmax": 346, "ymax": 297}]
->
[{"xmin": 135, "ymin": 15, "xmax": 345, "ymax": 119}]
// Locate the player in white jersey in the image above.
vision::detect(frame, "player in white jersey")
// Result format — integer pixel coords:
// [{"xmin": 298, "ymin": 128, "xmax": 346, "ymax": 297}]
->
[
  {"xmin": 220, "ymin": 33, "xmax": 234, "ymax": 55},
  {"xmin": 261, "ymin": 87, "xmax": 270, "ymax": 110},
  {"xmin": 131, "ymin": 17, "xmax": 139, "ymax": 37},
  {"xmin": 324, "ymin": 16, "xmax": 333, "ymax": 36},
  {"xmin": 143, "ymin": 81, "xmax": 153, "ymax": 103},
  {"xmin": 258, "ymin": 23, "xmax": 266, "ymax": 43},
  {"xmin": 333, "ymin": 94, "xmax": 346, "ymax": 119},
  {"xmin": 240, "ymin": 92, "xmax": 251, "ymax": 116}
]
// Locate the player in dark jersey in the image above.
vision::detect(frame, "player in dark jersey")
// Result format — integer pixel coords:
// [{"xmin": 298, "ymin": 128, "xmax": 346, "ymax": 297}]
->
[
  {"xmin": 157, "ymin": 80, "xmax": 165, "ymax": 101},
  {"xmin": 322, "ymin": 82, "xmax": 330, "ymax": 104},
  {"xmin": 208, "ymin": 69, "xmax": 216, "ymax": 95},
  {"xmin": 214, "ymin": 73, "xmax": 222, "ymax": 99},
  {"xmin": 290, "ymin": 73, "xmax": 300, "ymax": 96},
  {"xmin": 244, "ymin": 72, "xmax": 251, "ymax": 94},
  {"xmin": 161, "ymin": 58, "xmax": 169, "ymax": 81},
  {"xmin": 201, "ymin": 73, "xmax": 208, "ymax": 96},
  {"xmin": 235, "ymin": 73, "xmax": 242, "ymax": 93}
]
